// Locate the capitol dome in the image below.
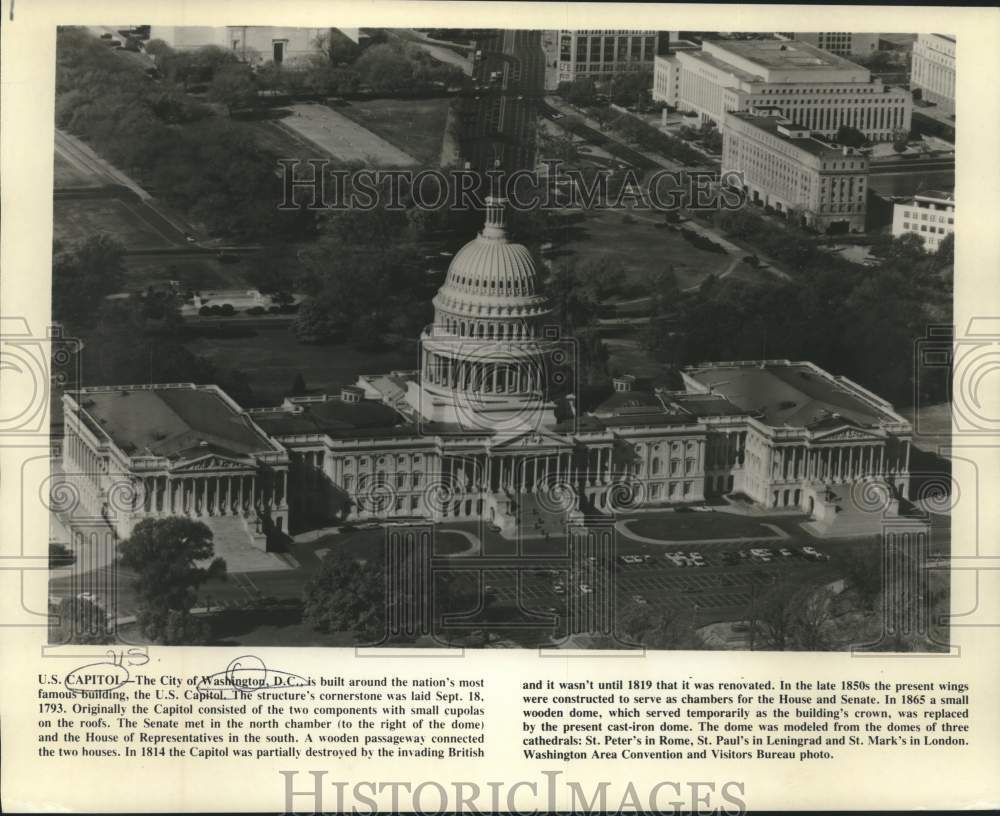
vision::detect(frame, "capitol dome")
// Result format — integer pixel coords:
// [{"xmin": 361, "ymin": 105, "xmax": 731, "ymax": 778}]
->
[
  {"xmin": 417, "ymin": 197, "xmax": 558, "ymax": 407},
  {"xmin": 431, "ymin": 197, "xmax": 551, "ymax": 330}
]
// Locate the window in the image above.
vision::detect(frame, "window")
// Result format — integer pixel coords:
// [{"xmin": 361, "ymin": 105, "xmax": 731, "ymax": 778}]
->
[{"xmin": 683, "ymin": 481, "xmax": 692, "ymax": 496}]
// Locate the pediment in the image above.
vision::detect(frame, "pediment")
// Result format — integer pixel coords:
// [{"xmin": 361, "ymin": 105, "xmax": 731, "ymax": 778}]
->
[
  {"xmin": 811, "ymin": 426, "xmax": 883, "ymax": 443},
  {"xmin": 170, "ymin": 454, "xmax": 254, "ymax": 473},
  {"xmin": 489, "ymin": 428, "xmax": 574, "ymax": 450}
]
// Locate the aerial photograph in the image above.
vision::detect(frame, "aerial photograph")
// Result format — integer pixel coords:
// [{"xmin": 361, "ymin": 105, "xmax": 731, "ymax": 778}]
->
[{"xmin": 48, "ymin": 26, "xmax": 955, "ymax": 651}]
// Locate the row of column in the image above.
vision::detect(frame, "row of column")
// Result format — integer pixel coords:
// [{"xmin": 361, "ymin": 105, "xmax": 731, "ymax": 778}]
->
[
  {"xmin": 772, "ymin": 442, "xmax": 910, "ymax": 483},
  {"xmin": 439, "ymin": 448, "xmax": 615, "ymax": 495},
  {"xmin": 423, "ymin": 349, "xmax": 543, "ymax": 394},
  {"xmin": 707, "ymin": 432, "xmax": 746, "ymax": 470},
  {"xmin": 789, "ymin": 99, "xmax": 904, "ymax": 139},
  {"xmin": 65, "ymin": 429, "xmax": 104, "ymax": 478},
  {"xmin": 131, "ymin": 472, "xmax": 286, "ymax": 517}
]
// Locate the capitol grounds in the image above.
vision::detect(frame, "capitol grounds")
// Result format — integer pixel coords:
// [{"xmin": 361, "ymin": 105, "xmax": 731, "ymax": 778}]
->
[{"xmin": 49, "ymin": 500, "xmax": 951, "ymax": 649}]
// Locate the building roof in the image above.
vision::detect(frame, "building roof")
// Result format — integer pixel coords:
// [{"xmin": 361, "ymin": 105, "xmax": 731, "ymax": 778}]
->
[
  {"xmin": 433, "ymin": 197, "xmax": 550, "ymax": 319},
  {"xmin": 714, "ymin": 38, "xmax": 863, "ymax": 73},
  {"xmin": 667, "ymin": 393, "xmax": 748, "ymax": 418},
  {"xmin": 252, "ymin": 397, "xmax": 411, "ymax": 439},
  {"xmin": 590, "ymin": 389, "xmax": 663, "ymax": 417},
  {"xmin": 683, "ymin": 362, "xmax": 900, "ymax": 428},
  {"xmin": 726, "ymin": 112, "xmax": 847, "ymax": 158},
  {"xmin": 75, "ymin": 385, "xmax": 280, "ymax": 461}
]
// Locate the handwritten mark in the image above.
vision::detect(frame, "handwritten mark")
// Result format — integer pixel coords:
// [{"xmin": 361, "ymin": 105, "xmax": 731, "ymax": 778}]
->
[
  {"xmin": 64, "ymin": 661, "xmax": 130, "ymax": 694},
  {"xmin": 196, "ymin": 654, "xmax": 311, "ymax": 699}
]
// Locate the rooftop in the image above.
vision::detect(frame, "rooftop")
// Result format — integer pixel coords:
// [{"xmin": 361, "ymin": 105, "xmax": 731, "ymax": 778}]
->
[
  {"xmin": 726, "ymin": 112, "xmax": 844, "ymax": 158},
  {"xmin": 251, "ymin": 397, "xmax": 411, "ymax": 439},
  {"xmin": 683, "ymin": 362, "xmax": 902, "ymax": 429},
  {"xmin": 713, "ymin": 38, "xmax": 863, "ymax": 73},
  {"xmin": 73, "ymin": 385, "xmax": 280, "ymax": 461}
]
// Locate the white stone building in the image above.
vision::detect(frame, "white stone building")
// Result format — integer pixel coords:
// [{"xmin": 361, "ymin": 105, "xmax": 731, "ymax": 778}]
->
[
  {"xmin": 911, "ymin": 33, "xmax": 956, "ymax": 115},
  {"xmin": 722, "ymin": 109, "xmax": 870, "ymax": 232},
  {"xmin": 776, "ymin": 32, "xmax": 881, "ymax": 57},
  {"xmin": 545, "ymin": 30, "xmax": 659, "ymax": 87},
  {"xmin": 891, "ymin": 190, "xmax": 954, "ymax": 251},
  {"xmin": 58, "ymin": 201, "xmax": 913, "ymax": 547},
  {"xmin": 672, "ymin": 39, "xmax": 910, "ymax": 142},
  {"xmin": 148, "ymin": 25, "xmax": 329, "ymax": 65}
]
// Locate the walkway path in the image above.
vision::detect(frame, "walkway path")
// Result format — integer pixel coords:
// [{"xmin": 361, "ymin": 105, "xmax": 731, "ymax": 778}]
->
[
  {"xmin": 438, "ymin": 528, "xmax": 482, "ymax": 557},
  {"xmin": 615, "ymin": 519, "xmax": 788, "ymax": 547}
]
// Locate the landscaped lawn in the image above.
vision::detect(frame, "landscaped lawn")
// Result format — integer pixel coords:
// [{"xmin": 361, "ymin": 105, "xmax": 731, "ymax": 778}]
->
[
  {"xmin": 54, "ymin": 197, "xmax": 172, "ymax": 248},
  {"xmin": 336, "ymin": 97, "xmax": 452, "ymax": 166},
  {"xmin": 186, "ymin": 325, "xmax": 419, "ymax": 405},
  {"xmin": 122, "ymin": 255, "xmax": 251, "ymax": 292},
  {"xmin": 625, "ymin": 512, "xmax": 783, "ymax": 541},
  {"xmin": 54, "ymin": 152, "xmax": 103, "ymax": 188},
  {"xmin": 547, "ymin": 207, "xmax": 735, "ymax": 291}
]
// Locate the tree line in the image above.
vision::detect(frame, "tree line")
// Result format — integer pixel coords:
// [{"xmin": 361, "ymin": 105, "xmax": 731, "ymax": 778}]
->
[
  {"xmin": 644, "ymin": 207, "xmax": 953, "ymax": 408},
  {"xmin": 56, "ymin": 27, "xmax": 315, "ymax": 242}
]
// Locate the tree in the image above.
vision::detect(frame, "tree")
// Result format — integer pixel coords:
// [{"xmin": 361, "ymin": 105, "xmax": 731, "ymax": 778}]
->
[
  {"xmin": 562, "ymin": 77, "xmax": 596, "ymax": 107},
  {"xmin": 302, "ymin": 550, "xmax": 385, "ymax": 642},
  {"xmin": 58, "ymin": 596, "xmax": 113, "ymax": 645},
  {"xmin": 546, "ymin": 262, "xmax": 597, "ymax": 331},
  {"xmin": 617, "ymin": 603, "xmax": 705, "ymax": 649},
  {"xmin": 353, "ymin": 43, "xmax": 414, "ymax": 92},
  {"xmin": 316, "ymin": 29, "xmax": 361, "ymax": 66},
  {"xmin": 288, "ymin": 372, "xmax": 307, "ymax": 396},
  {"xmin": 292, "ymin": 297, "xmax": 346, "ymax": 344},
  {"xmin": 118, "ymin": 518, "xmax": 226, "ymax": 644},
  {"xmin": 208, "ymin": 63, "xmax": 257, "ymax": 115},
  {"xmin": 835, "ymin": 125, "xmax": 868, "ymax": 148},
  {"xmin": 52, "ymin": 234, "xmax": 126, "ymax": 330}
]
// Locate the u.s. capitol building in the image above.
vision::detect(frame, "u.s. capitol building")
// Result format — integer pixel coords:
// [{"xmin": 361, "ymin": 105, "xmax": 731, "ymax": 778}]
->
[{"xmin": 59, "ymin": 200, "xmax": 913, "ymax": 546}]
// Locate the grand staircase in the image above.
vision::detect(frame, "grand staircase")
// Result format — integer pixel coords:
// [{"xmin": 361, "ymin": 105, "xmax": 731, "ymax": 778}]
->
[{"xmin": 200, "ymin": 516, "xmax": 291, "ymax": 573}]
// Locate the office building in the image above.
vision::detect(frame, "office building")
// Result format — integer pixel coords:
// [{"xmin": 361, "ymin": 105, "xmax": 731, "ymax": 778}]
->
[
  {"xmin": 546, "ymin": 30, "xmax": 659, "ymax": 88},
  {"xmin": 673, "ymin": 39, "xmax": 911, "ymax": 142},
  {"xmin": 777, "ymin": 32, "xmax": 880, "ymax": 57},
  {"xmin": 891, "ymin": 190, "xmax": 954, "ymax": 251},
  {"xmin": 722, "ymin": 109, "xmax": 870, "ymax": 232},
  {"xmin": 911, "ymin": 33, "xmax": 956, "ymax": 114}
]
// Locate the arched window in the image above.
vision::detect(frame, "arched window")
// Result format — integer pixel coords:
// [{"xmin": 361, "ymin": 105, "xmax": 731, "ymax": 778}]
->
[{"xmin": 652, "ymin": 457, "xmax": 661, "ymax": 475}]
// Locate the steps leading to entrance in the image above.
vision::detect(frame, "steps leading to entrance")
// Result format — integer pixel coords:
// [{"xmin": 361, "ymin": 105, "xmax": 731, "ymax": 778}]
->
[
  {"xmin": 201, "ymin": 516, "xmax": 292, "ymax": 573},
  {"xmin": 516, "ymin": 493, "xmax": 570, "ymax": 538}
]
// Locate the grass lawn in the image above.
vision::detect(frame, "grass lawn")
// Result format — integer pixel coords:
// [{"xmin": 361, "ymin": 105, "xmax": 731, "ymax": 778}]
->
[
  {"xmin": 625, "ymin": 512, "xmax": 785, "ymax": 541},
  {"xmin": 54, "ymin": 197, "xmax": 173, "ymax": 248},
  {"xmin": 547, "ymin": 208, "xmax": 734, "ymax": 291},
  {"xmin": 122, "ymin": 255, "xmax": 251, "ymax": 292},
  {"xmin": 186, "ymin": 325, "xmax": 418, "ymax": 405},
  {"xmin": 337, "ymin": 97, "xmax": 451, "ymax": 166},
  {"xmin": 54, "ymin": 152, "xmax": 103, "ymax": 188}
]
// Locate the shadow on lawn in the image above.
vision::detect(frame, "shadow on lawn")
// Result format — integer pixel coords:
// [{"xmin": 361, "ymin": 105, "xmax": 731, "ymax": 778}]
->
[{"xmin": 209, "ymin": 598, "xmax": 303, "ymax": 644}]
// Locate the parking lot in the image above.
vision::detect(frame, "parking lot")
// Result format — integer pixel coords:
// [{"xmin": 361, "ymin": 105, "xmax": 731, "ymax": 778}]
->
[{"xmin": 445, "ymin": 539, "xmax": 836, "ymax": 628}]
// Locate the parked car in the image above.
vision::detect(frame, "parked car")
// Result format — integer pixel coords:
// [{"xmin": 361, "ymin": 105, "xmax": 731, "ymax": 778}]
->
[
  {"xmin": 578, "ymin": 583, "xmax": 593, "ymax": 594},
  {"xmin": 801, "ymin": 546, "xmax": 830, "ymax": 561},
  {"xmin": 631, "ymin": 594, "xmax": 649, "ymax": 605}
]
